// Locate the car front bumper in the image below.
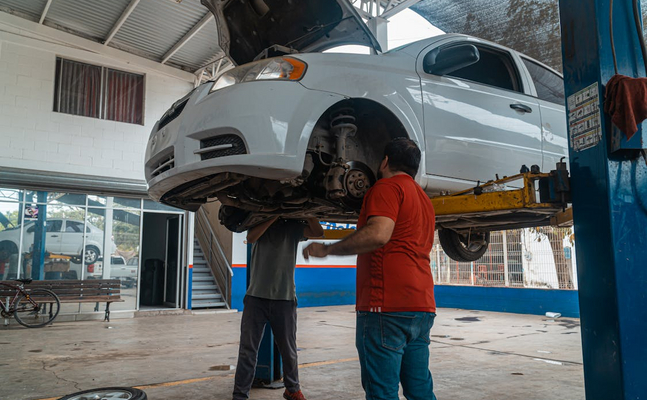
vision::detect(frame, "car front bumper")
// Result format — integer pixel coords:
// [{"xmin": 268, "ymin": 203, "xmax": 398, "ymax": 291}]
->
[{"xmin": 145, "ymin": 81, "xmax": 346, "ymax": 203}]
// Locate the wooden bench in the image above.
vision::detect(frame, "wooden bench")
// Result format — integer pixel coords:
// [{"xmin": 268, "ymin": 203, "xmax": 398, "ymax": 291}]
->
[{"xmin": 0, "ymin": 279, "xmax": 123, "ymax": 322}]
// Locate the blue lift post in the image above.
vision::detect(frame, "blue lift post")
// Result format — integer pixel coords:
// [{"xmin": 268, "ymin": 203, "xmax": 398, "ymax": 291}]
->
[
  {"xmin": 246, "ymin": 242, "xmax": 283, "ymax": 387},
  {"xmin": 31, "ymin": 192, "xmax": 47, "ymax": 280},
  {"xmin": 558, "ymin": 1, "xmax": 647, "ymax": 399}
]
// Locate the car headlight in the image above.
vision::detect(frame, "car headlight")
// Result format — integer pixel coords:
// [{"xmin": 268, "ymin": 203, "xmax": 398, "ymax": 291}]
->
[{"xmin": 209, "ymin": 57, "xmax": 307, "ymax": 93}]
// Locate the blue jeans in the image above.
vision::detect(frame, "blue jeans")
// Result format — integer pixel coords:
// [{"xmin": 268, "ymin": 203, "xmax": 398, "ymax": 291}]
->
[{"xmin": 356, "ymin": 311, "xmax": 437, "ymax": 400}]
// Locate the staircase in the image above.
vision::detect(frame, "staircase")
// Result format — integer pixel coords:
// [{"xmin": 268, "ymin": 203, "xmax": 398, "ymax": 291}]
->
[{"xmin": 191, "ymin": 239, "xmax": 227, "ymax": 309}]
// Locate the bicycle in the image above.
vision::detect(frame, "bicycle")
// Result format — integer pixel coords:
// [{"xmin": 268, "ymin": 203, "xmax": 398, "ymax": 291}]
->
[{"xmin": 0, "ymin": 279, "xmax": 61, "ymax": 328}]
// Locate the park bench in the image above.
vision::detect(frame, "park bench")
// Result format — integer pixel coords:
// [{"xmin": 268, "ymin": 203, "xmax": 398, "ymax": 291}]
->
[{"xmin": 0, "ymin": 279, "xmax": 123, "ymax": 322}]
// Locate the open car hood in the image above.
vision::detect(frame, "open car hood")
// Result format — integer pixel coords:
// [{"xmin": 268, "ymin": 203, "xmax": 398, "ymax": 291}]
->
[{"xmin": 201, "ymin": 0, "xmax": 381, "ymax": 66}]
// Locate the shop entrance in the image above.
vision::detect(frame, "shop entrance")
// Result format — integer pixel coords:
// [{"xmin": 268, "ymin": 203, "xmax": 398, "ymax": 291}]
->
[{"xmin": 139, "ymin": 213, "xmax": 183, "ymax": 310}]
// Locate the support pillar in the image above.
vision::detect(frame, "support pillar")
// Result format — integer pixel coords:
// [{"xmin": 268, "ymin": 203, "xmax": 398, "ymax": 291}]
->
[
  {"xmin": 366, "ymin": 16, "xmax": 388, "ymax": 52},
  {"xmin": 558, "ymin": 1, "xmax": 647, "ymax": 399}
]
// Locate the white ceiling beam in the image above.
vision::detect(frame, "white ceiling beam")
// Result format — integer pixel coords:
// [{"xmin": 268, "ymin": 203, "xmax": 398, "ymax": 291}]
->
[
  {"xmin": 39, "ymin": 0, "xmax": 54, "ymax": 24},
  {"xmin": 161, "ymin": 13, "xmax": 214, "ymax": 64},
  {"xmin": 380, "ymin": 0, "xmax": 421, "ymax": 19},
  {"xmin": 355, "ymin": 7, "xmax": 372, "ymax": 19},
  {"xmin": 104, "ymin": 0, "xmax": 141, "ymax": 46}
]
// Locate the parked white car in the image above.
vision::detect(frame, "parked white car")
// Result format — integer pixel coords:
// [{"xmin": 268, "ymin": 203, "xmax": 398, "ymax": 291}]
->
[
  {"xmin": 145, "ymin": 0, "xmax": 567, "ymax": 261},
  {"xmin": 0, "ymin": 218, "xmax": 106, "ymax": 264}
]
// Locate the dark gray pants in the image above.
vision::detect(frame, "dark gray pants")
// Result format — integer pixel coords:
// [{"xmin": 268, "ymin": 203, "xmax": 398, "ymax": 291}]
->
[{"xmin": 233, "ymin": 295, "xmax": 300, "ymax": 400}]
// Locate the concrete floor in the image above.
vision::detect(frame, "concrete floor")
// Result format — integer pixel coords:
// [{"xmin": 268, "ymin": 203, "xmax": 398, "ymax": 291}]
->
[{"xmin": 1, "ymin": 306, "xmax": 584, "ymax": 400}]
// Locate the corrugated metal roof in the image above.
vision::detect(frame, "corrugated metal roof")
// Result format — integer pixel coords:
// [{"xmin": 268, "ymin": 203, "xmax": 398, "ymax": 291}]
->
[
  {"xmin": 0, "ymin": 0, "xmax": 47, "ymax": 21},
  {"xmin": 111, "ymin": 0, "xmax": 208, "ymax": 62},
  {"xmin": 45, "ymin": 0, "xmax": 131, "ymax": 41},
  {"xmin": 0, "ymin": 0, "xmax": 224, "ymax": 73},
  {"xmin": 167, "ymin": 16, "xmax": 222, "ymax": 71}
]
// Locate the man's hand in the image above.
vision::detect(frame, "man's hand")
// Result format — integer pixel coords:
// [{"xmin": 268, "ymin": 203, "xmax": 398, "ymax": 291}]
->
[{"xmin": 302, "ymin": 243, "xmax": 329, "ymax": 260}]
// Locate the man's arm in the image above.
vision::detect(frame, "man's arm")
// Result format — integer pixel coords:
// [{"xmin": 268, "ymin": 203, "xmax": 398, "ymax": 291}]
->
[
  {"xmin": 246, "ymin": 216, "xmax": 279, "ymax": 243},
  {"xmin": 302, "ymin": 216, "xmax": 395, "ymax": 259},
  {"xmin": 303, "ymin": 218, "xmax": 324, "ymax": 239}
]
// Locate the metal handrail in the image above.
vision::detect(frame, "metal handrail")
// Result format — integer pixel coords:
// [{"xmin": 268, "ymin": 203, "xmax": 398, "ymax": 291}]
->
[{"xmin": 194, "ymin": 207, "xmax": 233, "ymax": 308}]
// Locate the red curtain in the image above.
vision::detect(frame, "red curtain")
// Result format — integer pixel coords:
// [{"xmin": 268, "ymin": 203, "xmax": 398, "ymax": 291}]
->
[
  {"xmin": 55, "ymin": 58, "xmax": 144, "ymax": 125},
  {"xmin": 57, "ymin": 59, "xmax": 101, "ymax": 119},
  {"xmin": 104, "ymin": 69, "xmax": 144, "ymax": 125}
]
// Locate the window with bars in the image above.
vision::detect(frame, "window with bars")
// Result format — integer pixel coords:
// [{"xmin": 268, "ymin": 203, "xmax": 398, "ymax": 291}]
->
[{"xmin": 53, "ymin": 58, "xmax": 145, "ymax": 125}]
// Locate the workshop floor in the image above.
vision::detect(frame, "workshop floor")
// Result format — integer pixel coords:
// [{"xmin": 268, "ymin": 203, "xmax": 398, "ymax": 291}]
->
[{"xmin": 1, "ymin": 306, "xmax": 584, "ymax": 400}]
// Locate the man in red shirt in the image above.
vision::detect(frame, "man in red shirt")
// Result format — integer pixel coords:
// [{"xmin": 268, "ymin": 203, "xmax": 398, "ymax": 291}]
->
[{"xmin": 303, "ymin": 138, "xmax": 437, "ymax": 400}]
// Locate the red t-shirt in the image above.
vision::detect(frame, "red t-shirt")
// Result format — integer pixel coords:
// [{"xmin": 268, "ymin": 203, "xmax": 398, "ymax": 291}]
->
[{"xmin": 356, "ymin": 174, "xmax": 436, "ymax": 313}]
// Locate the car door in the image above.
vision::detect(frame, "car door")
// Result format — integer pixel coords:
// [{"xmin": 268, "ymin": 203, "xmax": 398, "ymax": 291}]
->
[
  {"xmin": 61, "ymin": 220, "xmax": 85, "ymax": 255},
  {"xmin": 45, "ymin": 219, "xmax": 63, "ymax": 254},
  {"xmin": 519, "ymin": 57, "xmax": 569, "ymax": 169},
  {"xmin": 418, "ymin": 40, "xmax": 543, "ymax": 192}
]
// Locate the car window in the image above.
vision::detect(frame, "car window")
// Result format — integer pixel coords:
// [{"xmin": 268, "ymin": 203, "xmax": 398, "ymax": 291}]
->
[
  {"xmin": 65, "ymin": 221, "xmax": 84, "ymax": 233},
  {"xmin": 111, "ymin": 257, "xmax": 125, "ymax": 265},
  {"xmin": 46, "ymin": 220, "xmax": 62, "ymax": 233},
  {"xmin": 445, "ymin": 45, "xmax": 523, "ymax": 93},
  {"xmin": 522, "ymin": 58, "xmax": 565, "ymax": 105}
]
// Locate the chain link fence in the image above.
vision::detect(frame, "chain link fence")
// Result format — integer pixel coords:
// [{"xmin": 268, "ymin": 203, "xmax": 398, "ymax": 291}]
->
[{"xmin": 432, "ymin": 228, "xmax": 577, "ymax": 290}]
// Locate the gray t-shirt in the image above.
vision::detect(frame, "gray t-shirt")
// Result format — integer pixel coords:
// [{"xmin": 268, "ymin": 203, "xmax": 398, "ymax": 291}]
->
[{"xmin": 247, "ymin": 219, "xmax": 306, "ymax": 301}]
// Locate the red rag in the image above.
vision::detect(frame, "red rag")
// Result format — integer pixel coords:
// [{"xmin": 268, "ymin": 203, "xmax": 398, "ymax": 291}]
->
[{"xmin": 604, "ymin": 74, "xmax": 647, "ymax": 141}]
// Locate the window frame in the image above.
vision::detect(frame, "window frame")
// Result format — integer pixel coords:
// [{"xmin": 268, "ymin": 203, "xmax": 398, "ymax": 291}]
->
[
  {"xmin": 53, "ymin": 56, "xmax": 146, "ymax": 125},
  {"xmin": 520, "ymin": 56, "xmax": 566, "ymax": 106},
  {"xmin": 425, "ymin": 42, "xmax": 525, "ymax": 94}
]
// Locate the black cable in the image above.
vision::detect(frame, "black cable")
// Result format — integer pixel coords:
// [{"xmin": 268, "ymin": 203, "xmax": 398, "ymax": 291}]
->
[
  {"xmin": 610, "ymin": 0, "xmax": 619, "ymax": 74},
  {"xmin": 633, "ymin": 0, "xmax": 647, "ymax": 76}
]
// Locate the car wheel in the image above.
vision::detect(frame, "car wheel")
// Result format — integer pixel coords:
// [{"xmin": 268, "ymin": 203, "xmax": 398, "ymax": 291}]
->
[
  {"xmin": 0, "ymin": 240, "xmax": 18, "ymax": 255},
  {"xmin": 84, "ymin": 245, "xmax": 100, "ymax": 264},
  {"xmin": 438, "ymin": 229, "xmax": 490, "ymax": 262},
  {"xmin": 57, "ymin": 387, "xmax": 147, "ymax": 400}
]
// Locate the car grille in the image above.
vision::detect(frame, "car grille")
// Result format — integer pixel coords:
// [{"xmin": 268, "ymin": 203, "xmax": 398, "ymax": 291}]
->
[
  {"xmin": 151, "ymin": 153, "xmax": 175, "ymax": 178},
  {"xmin": 157, "ymin": 99, "xmax": 188, "ymax": 131},
  {"xmin": 197, "ymin": 135, "xmax": 247, "ymax": 160}
]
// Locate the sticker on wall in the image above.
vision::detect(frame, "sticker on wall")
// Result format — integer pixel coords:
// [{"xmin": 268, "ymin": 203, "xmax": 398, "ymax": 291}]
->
[
  {"xmin": 24, "ymin": 205, "xmax": 39, "ymax": 220},
  {"xmin": 567, "ymin": 82, "xmax": 602, "ymax": 152}
]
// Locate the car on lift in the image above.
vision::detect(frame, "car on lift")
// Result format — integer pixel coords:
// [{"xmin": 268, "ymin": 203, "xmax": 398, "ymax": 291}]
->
[
  {"xmin": 0, "ymin": 218, "xmax": 106, "ymax": 264},
  {"xmin": 145, "ymin": 0, "xmax": 568, "ymax": 262}
]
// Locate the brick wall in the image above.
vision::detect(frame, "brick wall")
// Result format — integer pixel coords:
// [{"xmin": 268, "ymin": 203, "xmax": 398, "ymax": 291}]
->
[{"xmin": 0, "ymin": 35, "xmax": 193, "ymax": 182}]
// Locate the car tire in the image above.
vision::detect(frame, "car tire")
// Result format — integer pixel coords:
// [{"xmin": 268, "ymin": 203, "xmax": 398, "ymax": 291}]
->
[
  {"xmin": 0, "ymin": 240, "xmax": 18, "ymax": 254},
  {"xmin": 84, "ymin": 245, "xmax": 100, "ymax": 264},
  {"xmin": 57, "ymin": 387, "xmax": 147, "ymax": 400},
  {"xmin": 438, "ymin": 229, "xmax": 490, "ymax": 262}
]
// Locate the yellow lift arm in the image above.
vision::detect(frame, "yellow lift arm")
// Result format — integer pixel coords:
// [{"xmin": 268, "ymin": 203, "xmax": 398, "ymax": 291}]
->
[{"xmin": 323, "ymin": 161, "xmax": 572, "ymax": 240}]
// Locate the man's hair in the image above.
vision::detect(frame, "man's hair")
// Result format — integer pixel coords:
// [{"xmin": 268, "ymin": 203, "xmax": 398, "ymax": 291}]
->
[{"xmin": 384, "ymin": 137, "xmax": 421, "ymax": 178}]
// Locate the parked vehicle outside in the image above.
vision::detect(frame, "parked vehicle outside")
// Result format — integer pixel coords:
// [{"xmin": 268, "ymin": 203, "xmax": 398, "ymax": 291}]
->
[
  {"xmin": 145, "ymin": 0, "xmax": 567, "ymax": 261},
  {"xmin": 107, "ymin": 256, "xmax": 138, "ymax": 288},
  {"xmin": 0, "ymin": 219, "xmax": 108, "ymax": 264}
]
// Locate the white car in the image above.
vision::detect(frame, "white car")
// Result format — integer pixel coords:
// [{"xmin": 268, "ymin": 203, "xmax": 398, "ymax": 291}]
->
[
  {"xmin": 0, "ymin": 218, "xmax": 106, "ymax": 264},
  {"xmin": 145, "ymin": 0, "xmax": 567, "ymax": 261}
]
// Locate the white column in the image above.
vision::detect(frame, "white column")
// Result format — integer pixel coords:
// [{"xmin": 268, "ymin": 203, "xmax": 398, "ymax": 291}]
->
[
  {"xmin": 367, "ymin": 16, "xmax": 388, "ymax": 52},
  {"xmin": 503, "ymin": 231, "xmax": 510, "ymax": 287}
]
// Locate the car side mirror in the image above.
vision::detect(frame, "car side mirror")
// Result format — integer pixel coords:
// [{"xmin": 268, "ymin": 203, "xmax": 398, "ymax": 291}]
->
[
  {"xmin": 423, "ymin": 44, "xmax": 480, "ymax": 76},
  {"xmin": 27, "ymin": 225, "xmax": 35, "ymax": 234}
]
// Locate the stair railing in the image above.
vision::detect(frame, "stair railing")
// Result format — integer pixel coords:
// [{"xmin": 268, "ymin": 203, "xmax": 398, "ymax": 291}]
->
[{"xmin": 195, "ymin": 207, "xmax": 233, "ymax": 308}]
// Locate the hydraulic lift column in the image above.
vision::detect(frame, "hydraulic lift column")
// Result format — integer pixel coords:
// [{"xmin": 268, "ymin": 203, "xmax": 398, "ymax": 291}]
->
[{"xmin": 558, "ymin": 1, "xmax": 647, "ymax": 399}]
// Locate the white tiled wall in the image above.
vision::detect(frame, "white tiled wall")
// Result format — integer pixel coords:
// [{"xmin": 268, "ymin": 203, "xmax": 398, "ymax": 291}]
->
[{"xmin": 0, "ymin": 36, "xmax": 193, "ymax": 182}]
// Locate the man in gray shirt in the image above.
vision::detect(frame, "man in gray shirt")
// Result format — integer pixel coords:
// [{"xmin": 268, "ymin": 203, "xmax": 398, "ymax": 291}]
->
[{"xmin": 233, "ymin": 216, "xmax": 323, "ymax": 400}]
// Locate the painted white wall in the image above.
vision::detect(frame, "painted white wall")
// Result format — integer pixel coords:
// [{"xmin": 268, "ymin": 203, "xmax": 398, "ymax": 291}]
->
[{"xmin": 0, "ymin": 18, "xmax": 194, "ymax": 182}]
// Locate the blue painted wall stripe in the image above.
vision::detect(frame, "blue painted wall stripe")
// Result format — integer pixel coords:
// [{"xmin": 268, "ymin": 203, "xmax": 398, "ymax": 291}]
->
[{"xmin": 231, "ymin": 267, "xmax": 579, "ymax": 318}]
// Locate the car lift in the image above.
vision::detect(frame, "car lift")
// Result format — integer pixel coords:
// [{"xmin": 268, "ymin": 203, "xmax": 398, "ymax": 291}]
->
[{"xmin": 324, "ymin": 160, "xmax": 573, "ymax": 240}]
